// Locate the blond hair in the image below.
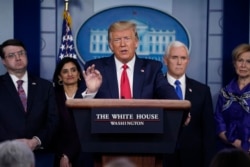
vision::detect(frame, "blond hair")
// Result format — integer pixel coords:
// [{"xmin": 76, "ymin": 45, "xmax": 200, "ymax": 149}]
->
[
  {"xmin": 232, "ymin": 43, "xmax": 250, "ymax": 63},
  {"xmin": 108, "ymin": 21, "xmax": 138, "ymax": 41}
]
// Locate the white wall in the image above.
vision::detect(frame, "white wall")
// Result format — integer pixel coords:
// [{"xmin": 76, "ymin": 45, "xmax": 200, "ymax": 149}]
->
[{"xmin": 0, "ymin": 0, "xmax": 13, "ymax": 74}]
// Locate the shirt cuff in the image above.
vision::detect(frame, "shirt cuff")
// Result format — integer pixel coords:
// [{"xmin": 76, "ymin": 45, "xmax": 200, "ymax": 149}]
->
[
  {"xmin": 32, "ymin": 136, "xmax": 41, "ymax": 146},
  {"xmin": 81, "ymin": 89, "xmax": 97, "ymax": 99}
]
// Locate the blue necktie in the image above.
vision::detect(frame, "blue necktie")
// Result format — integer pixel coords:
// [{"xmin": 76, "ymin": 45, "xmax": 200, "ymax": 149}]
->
[{"xmin": 175, "ymin": 80, "xmax": 183, "ymax": 100}]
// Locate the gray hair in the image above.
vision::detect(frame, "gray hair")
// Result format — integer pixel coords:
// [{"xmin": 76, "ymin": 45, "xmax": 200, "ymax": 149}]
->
[
  {"xmin": 164, "ymin": 40, "xmax": 189, "ymax": 57},
  {"xmin": 0, "ymin": 140, "xmax": 35, "ymax": 167},
  {"xmin": 104, "ymin": 157, "xmax": 137, "ymax": 167}
]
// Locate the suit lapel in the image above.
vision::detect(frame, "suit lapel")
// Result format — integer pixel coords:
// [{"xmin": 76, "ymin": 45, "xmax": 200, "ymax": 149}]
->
[
  {"xmin": 133, "ymin": 58, "xmax": 144, "ymax": 98},
  {"xmin": 2, "ymin": 73, "xmax": 25, "ymax": 112},
  {"xmin": 185, "ymin": 77, "xmax": 193, "ymax": 100},
  {"xmin": 104, "ymin": 56, "xmax": 119, "ymax": 98},
  {"xmin": 27, "ymin": 76, "xmax": 38, "ymax": 112}
]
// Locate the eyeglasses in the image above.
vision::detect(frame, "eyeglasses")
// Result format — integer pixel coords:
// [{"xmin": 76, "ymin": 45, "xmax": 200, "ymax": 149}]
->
[{"xmin": 5, "ymin": 50, "xmax": 26, "ymax": 59}]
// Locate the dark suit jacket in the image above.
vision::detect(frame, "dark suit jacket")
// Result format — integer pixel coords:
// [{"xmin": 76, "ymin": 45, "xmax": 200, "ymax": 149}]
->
[
  {"xmin": 53, "ymin": 84, "xmax": 86, "ymax": 166},
  {"xmin": 0, "ymin": 73, "xmax": 58, "ymax": 148},
  {"xmin": 85, "ymin": 55, "xmax": 178, "ymax": 99},
  {"xmin": 170, "ymin": 76, "xmax": 216, "ymax": 167}
]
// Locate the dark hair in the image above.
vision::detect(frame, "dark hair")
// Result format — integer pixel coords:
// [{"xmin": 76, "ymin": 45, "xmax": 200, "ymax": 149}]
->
[
  {"xmin": 53, "ymin": 57, "xmax": 84, "ymax": 89},
  {"xmin": 0, "ymin": 39, "xmax": 26, "ymax": 59},
  {"xmin": 210, "ymin": 148, "xmax": 250, "ymax": 167}
]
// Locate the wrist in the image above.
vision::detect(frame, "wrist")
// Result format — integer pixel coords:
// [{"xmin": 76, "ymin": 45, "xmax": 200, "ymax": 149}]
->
[
  {"xmin": 85, "ymin": 88, "xmax": 97, "ymax": 94},
  {"xmin": 32, "ymin": 136, "xmax": 41, "ymax": 145},
  {"xmin": 32, "ymin": 136, "xmax": 41, "ymax": 149}
]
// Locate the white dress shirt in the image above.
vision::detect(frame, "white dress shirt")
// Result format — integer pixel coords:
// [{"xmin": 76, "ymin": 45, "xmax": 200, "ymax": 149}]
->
[
  {"xmin": 10, "ymin": 71, "xmax": 28, "ymax": 96},
  {"xmin": 166, "ymin": 73, "xmax": 186, "ymax": 100},
  {"xmin": 115, "ymin": 56, "xmax": 135, "ymax": 98}
]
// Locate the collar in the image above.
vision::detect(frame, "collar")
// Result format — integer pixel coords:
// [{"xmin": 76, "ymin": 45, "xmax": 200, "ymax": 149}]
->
[
  {"xmin": 166, "ymin": 73, "xmax": 186, "ymax": 86},
  {"xmin": 10, "ymin": 71, "xmax": 28, "ymax": 84},
  {"xmin": 114, "ymin": 55, "xmax": 136, "ymax": 71}
]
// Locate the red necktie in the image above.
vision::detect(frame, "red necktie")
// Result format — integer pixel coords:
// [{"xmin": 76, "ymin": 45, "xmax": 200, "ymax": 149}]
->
[
  {"xmin": 17, "ymin": 80, "xmax": 27, "ymax": 112},
  {"xmin": 120, "ymin": 64, "xmax": 131, "ymax": 99}
]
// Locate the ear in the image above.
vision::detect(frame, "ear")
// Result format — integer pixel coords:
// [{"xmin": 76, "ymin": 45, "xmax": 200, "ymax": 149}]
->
[
  {"xmin": 187, "ymin": 56, "xmax": 190, "ymax": 62},
  {"xmin": 77, "ymin": 71, "xmax": 80, "ymax": 78},
  {"xmin": 135, "ymin": 39, "xmax": 139, "ymax": 49},
  {"xmin": 58, "ymin": 75, "xmax": 62, "ymax": 81},
  {"xmin": 108, "ymin": 42, "xmax": 114, "ymax": 52},
  {"xmin": 233, "ymin": 62, "xmax": 236, "ymax": 69},
  {"xmin": 1, "ymin": 58, "xmax": 6, "ymax": 66},
  {"xmin": 163, "ymin": 57, "xmax": 168, "ymax": 65}
]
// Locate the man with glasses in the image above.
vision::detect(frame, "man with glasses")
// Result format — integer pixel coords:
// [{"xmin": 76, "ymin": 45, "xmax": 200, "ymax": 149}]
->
[{"xmin": 0, "ymin": 39, "xmax": 58, "ymax": 166}]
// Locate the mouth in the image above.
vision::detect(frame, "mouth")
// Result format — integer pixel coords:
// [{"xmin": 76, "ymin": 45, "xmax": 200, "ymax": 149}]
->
[
  {"xmin": 239, "ymin": 70, "xmax": 247, "ymax": 73},
  {"xmin": 15, "ymin": 62, "xmax": 24, "ymax": 66},
  {"xmin": 67, "ymin": 77, "xmax": 75, "ymax": 80},
  {"xmin": 120, "ymin": 49, "xmax": 128, "ymax": 54}
]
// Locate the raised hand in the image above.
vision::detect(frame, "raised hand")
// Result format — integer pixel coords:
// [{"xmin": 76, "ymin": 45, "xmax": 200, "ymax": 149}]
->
[{"xmin": 83, "ymin": 64, "xmax": 102, "ymax": 93}]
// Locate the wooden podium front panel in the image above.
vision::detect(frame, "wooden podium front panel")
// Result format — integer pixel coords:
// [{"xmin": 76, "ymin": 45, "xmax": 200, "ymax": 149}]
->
[{"xmin": 67, "ymin": 99, "xmax": 191, "ymax": 167}]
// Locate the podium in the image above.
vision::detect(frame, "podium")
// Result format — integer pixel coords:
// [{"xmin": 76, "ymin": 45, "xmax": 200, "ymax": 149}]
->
[{"xmin": 66, "ymin": 99, "xmax": 191, "ymax": 167}]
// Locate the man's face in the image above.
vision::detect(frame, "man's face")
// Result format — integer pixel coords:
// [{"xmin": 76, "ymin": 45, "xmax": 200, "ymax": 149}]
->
[
  {"xmin": 164, "ymin": 46, "xmax": 189, "ymax": 79},
  {"xmin": 2, "ymin": 45, "xmax": 28, "ymax": 74},
  {"xmin": 109, "ymin": 28, "xmax": 138, "ymax": 64}
]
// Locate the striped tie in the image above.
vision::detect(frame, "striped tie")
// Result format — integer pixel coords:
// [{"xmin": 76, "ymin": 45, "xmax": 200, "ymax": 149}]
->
[{"xmin": 17, "ymin": 80, "xmax": 27, "ymax": 112}]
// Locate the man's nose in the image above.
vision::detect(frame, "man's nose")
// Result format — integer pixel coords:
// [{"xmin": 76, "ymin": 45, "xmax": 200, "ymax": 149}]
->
[{"xmin": 177, "ymin": 58, "xmax": 182, "ymax": 64}]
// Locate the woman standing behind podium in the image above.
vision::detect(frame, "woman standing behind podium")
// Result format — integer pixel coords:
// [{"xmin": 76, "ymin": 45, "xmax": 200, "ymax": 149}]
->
[{"xmin": 52, "ymin": 57, "xmax": 102, "ymax": 167}]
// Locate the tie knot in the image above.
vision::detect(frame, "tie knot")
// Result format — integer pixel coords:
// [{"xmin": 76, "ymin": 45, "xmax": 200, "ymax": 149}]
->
[
  {"xmin": 17, "ymin": 80, "xmax": 24, "ymax": 86},
  {"xmin": 122, "ymin": 64, "xmax": 128, "ymax": 70},
  {"xmin": 175, "ymin": 80, "xmax": 181, "ymax": 85}
]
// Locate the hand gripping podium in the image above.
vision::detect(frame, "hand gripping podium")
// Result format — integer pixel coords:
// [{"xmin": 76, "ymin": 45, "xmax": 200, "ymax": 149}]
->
[{"xmin": 66, "ymin": 99, "xmax": 191, "ymax": 167}]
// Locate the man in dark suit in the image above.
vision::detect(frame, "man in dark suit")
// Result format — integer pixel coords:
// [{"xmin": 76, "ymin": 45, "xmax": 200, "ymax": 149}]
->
[
  {"xmin": 163, "ymin": 40, "xmax": 216, "ymax": 167},
  {"xmin": 83, "ymin": 20, "xmax": 179, "ymax": 167},
  {"xmin": 0, "ymin": 39, "xmax": 58, "ymax": 166},
  {"xmin": 85, "ymin": 21, "xmax": 178, "ymax": 99}
]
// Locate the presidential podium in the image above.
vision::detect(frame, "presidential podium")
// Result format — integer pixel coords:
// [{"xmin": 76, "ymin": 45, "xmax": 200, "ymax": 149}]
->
[{"xmin": 66, "ymin": 99, "xmax": 191, "ymax": 167}]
